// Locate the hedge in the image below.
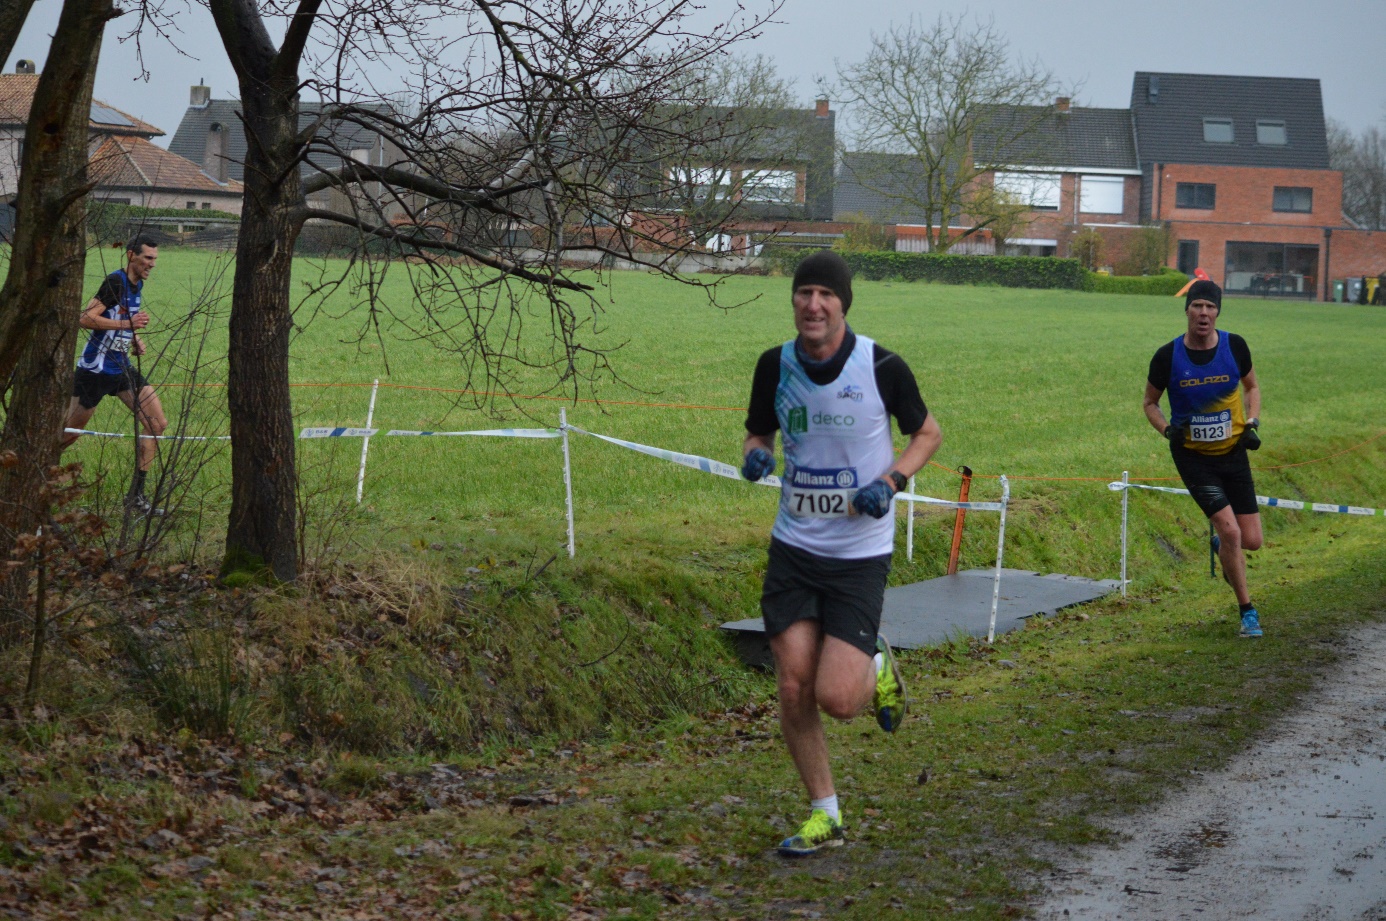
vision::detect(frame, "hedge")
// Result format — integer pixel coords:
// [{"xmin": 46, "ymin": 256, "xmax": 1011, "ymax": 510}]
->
[
  {"xmin": 1081, "ymin": 267, "xmax": 1188, "ymax": 296},
  {"xmin": 763, "ymin": 247, "xmax": 1187, "ymax": 295}
]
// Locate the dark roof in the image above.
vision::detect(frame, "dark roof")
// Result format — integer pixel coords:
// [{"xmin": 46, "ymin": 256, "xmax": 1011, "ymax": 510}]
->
[
  {"xmin": 973, "ymin": 105, "xmax": 1137, "ymax": 171},
  {"xmin": 1130, "ymin": 72, "xmax": 1328, "ymax": 169},
  {"xmin": 168, "ymin": 99, "xmax": 394, "ymax": 182},
  {"xmin": 833, "ymin": 153, "xmax": 941, "ymax": 224}
]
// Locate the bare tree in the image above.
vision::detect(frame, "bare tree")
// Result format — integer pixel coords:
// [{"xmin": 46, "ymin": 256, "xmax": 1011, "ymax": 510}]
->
[
  {"xmin": 1329, "ymin": 118, "xmax": 1386, "ymax": 231},
  {"xmin": 834, "ymin": 15, "xmax": 1064, "ymax": 254},
  {"xmin": 0, "ymin": 0, "xmax": 113, "ymax": 644},
  {"xmin": 205, "ymin": 0, "xmax": 778, "ymax": 582}
]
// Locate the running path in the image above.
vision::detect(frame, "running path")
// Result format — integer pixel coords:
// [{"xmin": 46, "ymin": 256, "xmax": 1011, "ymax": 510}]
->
[{"xmin": 1033, "ymin": 620, "xmax": 1386, "ymax": 921}]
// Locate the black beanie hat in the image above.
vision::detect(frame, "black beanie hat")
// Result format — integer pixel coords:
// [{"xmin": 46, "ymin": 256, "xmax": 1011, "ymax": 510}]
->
[
  {"xmin": 792, "ymin": 250, "xmax": 853, "ymax": 313},
  {"xmin": 1185, "ymin": 279, "xmax": 1222, "ymax": 312}
]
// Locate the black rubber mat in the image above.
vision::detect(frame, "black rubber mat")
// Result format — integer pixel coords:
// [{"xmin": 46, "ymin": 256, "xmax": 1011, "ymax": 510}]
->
[{"xmin": 721, "ymin": 568, "xmax": 1121, "ymax": 668}]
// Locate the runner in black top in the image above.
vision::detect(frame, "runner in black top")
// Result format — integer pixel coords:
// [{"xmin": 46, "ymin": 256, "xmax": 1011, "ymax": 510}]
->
[
  {"xmin": 1142, "ymin": 279, "xmax": 1264, "ymax": 637},
  {"xmin": 59, "ymin": 235, "xmax": 169, "ymax": 517}
]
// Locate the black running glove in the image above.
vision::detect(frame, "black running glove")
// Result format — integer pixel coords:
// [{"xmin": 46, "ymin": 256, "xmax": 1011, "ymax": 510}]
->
[
  {"xmin": 1240, "ymin": 418, "xmax": 1261, "ymax": 451},
  {"xmin": 1163, "ymin": 423, "xmax": 1186, "ymax": 445}
]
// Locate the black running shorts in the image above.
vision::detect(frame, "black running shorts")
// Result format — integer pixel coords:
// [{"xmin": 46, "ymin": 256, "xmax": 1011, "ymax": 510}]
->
[
  {"xmin": 73, "ymin": 367, "xmax": 150, "ymax": 409},
  {"xmin": 760, "ymin": 537, "xmax": 891, "ymax": 657},
  {"xmin": 1170, "ymin": 443, "xmax": 1259, "ymax": 518}
]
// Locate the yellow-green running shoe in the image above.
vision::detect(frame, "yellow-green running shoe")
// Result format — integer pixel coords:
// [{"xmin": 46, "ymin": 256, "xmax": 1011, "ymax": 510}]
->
[
  {"xmin": 873, "ymin": 634, "xmax": 907, "ymax": 732},
  {"xmin": 778, "ymin": 808, "xmax": 845, "ymax": 856}
]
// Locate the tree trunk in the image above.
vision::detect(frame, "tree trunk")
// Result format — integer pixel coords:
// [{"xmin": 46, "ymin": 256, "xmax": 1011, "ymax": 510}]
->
[
  {"xmin": 0, "ymin": 0, "xmax": 39, "ymax": 69},
  {"xmin": 219, "ymin": 83, "xmax": 303, "ymax": 583},
  {"xmin": 0, "ymin": 0, "xmax": 105, "ymax": 645},
  {"xmin": 0, "ymin": 0, "xmax": 114, "ymax": 386}
]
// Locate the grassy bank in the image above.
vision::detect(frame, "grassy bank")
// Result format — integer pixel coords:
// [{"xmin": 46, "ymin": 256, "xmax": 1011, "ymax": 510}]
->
[{"xmin": 2, "ymin": 249, "xmax": 1384, "ymax": 918}]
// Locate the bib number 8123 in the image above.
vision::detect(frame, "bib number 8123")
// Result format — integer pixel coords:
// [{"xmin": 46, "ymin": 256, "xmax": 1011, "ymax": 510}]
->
[{"xmin": 1189, "ymin": 422, "xmax": 1228, "ymax": 441}]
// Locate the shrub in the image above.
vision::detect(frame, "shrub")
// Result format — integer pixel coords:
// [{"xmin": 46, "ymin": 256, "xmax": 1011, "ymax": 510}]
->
[
  {"xmin": 1084, "ymin": 267, "xmax": 1188, "ymax": 296},
  {"xmin": 767, "ymin": 249, "xmax": 1088, "ymax": 290},
  {"xmin": 1070, "ymin": 228, "xmax": 1105, "ymax": 271}
]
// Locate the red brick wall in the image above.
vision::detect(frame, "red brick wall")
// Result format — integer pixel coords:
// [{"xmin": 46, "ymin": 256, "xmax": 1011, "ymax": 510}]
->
[
  {"xmin": 1150, "ymin": 163, "xmax": 1342, "ymax": 226},
  {"xmin": 1328, "ymin": 228, "xmax": 1386, "ymax": 280}
]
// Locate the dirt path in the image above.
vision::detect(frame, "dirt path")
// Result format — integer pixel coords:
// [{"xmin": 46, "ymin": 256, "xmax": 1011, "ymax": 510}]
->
[{"xmin": 1033, "ymin": 620, "xmax": 1386, "ymax": 921}]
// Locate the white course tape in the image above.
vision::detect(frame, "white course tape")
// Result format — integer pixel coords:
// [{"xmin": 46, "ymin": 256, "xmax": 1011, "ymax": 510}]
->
[
  {"xmin": 65, "ymin": 427, "xmax": 229, "ymax": 441},
  {"xmin": 1109, "ymin": 481, "xmax": 1380, "ymax": 517},
  {"xmin": 896, "ymin": 492, "xmax": 1005, "ymax": 512},
  {"xmin": 301, "ymin": 427, "xmax": 378, "ymax": 439},
  {"xmin": 567, "ymin": 425, "xmax": 1006, "ymax": 511},
  {"xmin": 383, "ymin": 428, "xmax": 560, "ymax": 438},
  {"xmin": 301, "ymin": 426, "xmax": 559, "ymax": 439},
  {"xmin": 565, "ymin": 425, "xmax": 781, "ymax": 487}
]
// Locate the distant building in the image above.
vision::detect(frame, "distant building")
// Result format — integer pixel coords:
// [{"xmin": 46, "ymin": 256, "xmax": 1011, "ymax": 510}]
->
[{"xmin": 0, "ymin": 64, "xmax": 243, "ymax": 237}]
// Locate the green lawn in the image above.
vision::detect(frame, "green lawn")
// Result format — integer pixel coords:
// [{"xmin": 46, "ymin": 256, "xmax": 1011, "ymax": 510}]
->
[{"xmin": 6, "ymin": 247, "xmax": 1384, "ymax": 919}]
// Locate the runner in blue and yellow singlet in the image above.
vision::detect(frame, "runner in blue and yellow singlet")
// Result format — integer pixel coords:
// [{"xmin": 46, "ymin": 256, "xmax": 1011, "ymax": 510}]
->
[{"xmin": 1143, "ymin": 279, "xmax": 1265, "ymax": 637}]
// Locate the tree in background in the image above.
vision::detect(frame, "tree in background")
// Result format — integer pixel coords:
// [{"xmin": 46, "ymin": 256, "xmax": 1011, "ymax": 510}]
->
[
  {"xmin": 1069, "ymin": 227, "xmax": 1105, "ymax": 271},
  {"xmin": 1328, "ymin": 118, "xmax": 1386, "ymax": 231},
  {"xmin": 206, "ymin": 0, "xmax": 778, "ymax": 582},
  {"xmin": 0, "ymin": 0, "xmax": 114, "ymax": 644},
  {"xmin": 833, "ymin": 15, "xmax": 1062, "ymax": 254}
]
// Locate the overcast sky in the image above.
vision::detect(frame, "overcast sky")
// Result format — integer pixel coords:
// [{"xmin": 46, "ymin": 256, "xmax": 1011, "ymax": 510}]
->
[{"xmin": 7, "ymin": 0, "xmax": 1385, "ymax": 146}]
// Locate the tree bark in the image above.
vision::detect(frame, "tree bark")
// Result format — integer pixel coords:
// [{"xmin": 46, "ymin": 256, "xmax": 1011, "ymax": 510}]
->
[
  {"xmin": 0, "ymin": 0, "xmax": 115, "ymax": 385},
  {"xmin": 0, "ymin": 0, "xmax": 39, "ymax": 69},
  {"xmin": 218, "ymin": 45, "xmax": 305, "ymax": 583},
  {"xmin": 0, "ymin": 0, "xmax": 106, "ymax": 644}
]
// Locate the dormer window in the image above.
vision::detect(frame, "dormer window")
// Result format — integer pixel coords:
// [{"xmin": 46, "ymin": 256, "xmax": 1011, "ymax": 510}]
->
[
  {"xmin": 1256, "ymin": 120, "xmax": 1287, "ymax": 145},
  {"xmin": 1203, "ymin": 118, "xmax": 1234, "ymax": 143}
]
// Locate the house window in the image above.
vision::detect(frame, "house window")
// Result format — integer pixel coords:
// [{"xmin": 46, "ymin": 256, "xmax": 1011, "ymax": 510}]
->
[
  {"xmin": 670, "ymin": 167, "xmax": 730, "ymax": 201},
  {"xmin": 1202, "ymin": 118, "xmax": 1234, "ymax": 143},
  {"xmin": 1079, "ymin": 175, "xmax": 1125, "ymax": 214},
  {"xmin": 1225, "ymin": 241, "xmax": 1318, "ymax": 298},
  {"xmin": 1272, "ymin": 186, "xmax": 1312, "ymax": 213},
  {"xmin": 1175, "ymin": 182, "xmax": 1216, "ymax": 210},
  {"xmin": 201, "ymin": 202, "xmax": 212, "ymax": 210},
  {"xmin": 993, "ymin": 171, "xmax": 1060, "ymax": 211},
  {"xmin": 741, "ymin": 169, "xmax": 797, "ymax": 204},
  {"xmin": 1256, "ymin": 120, "xmax": 1288, "ymax": 145},
  {"xmin": 187, "ymin": 200, "xmax": 197, "ymax": 210},
  {"xmin": 1177, "ymin": 240, "xmax": 1199, "ymax": 276}
]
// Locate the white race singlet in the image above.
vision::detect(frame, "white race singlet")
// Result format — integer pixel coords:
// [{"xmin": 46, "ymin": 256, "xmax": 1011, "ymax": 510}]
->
[{"xmin": 771, "ymin": 335, "xmax": 896, "ymax": 559}]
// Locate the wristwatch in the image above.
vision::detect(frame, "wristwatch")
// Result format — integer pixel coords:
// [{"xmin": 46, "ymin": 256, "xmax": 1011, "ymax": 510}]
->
[
  {"xmin": 1247, "ymin": 417, "xmax": 1260, "ymax": 429},
  {"xmin": 887, "ymin": 470, "xmax": 908, "ymax": 493}
]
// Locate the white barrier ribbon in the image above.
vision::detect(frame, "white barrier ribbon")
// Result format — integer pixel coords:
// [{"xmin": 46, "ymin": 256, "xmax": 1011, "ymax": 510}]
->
[
  {"xmin": 64, "ymin": 428, "xmax": 230, "ymax": 441},
  {"xmin": 301, "ymin": 427, "xmax": 378, "ymax": 439},
  {"xmin": 1109, "ymin": 481, "xmax": 1380, "ymax": 516},
  {"xmin": 564, "ymin": 425, "xmax": 782, "ymax": 488},
  {"xmin": 384, "ymin": 429, "xmax": 560, "ymax": 438},
  {"xmin": 896, "ymin": 492, "xmax": 1005, "ymax": 512}
]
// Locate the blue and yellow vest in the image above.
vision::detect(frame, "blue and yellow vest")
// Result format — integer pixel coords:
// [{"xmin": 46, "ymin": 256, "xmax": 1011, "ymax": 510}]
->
[{"xmin": 1167, "ymin": 331, "xmax": 1245, "ymax": 456}]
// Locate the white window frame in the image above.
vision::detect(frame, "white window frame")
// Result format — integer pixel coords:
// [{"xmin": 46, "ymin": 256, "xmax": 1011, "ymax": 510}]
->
[
  {"xmin": 1079, "ymin": 175, "xmax": 1124, "ymax": 215},
  {"xmin": 741, "ymin": 169, "xmax": 797, "ymax": 204},
  {"xmin": 1203, "ymin": 118, "xmax": 1235, "ymax": 144},
  {"xmin": 993, "ymin": 171, "xmax": 1061, "ymax": 211}
]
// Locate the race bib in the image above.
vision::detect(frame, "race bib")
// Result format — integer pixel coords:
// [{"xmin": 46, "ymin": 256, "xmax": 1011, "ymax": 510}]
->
[
  {"xmin": 107, "ymin": 335, "xmax": 132, "ymax": 354},
  {"xmin": 1188, "ymin": 410, "xmax": 1232, "ymax": 442},
  {"xmin": 785, "ymin": 465, "xmax": 859, "ymax": 518}
]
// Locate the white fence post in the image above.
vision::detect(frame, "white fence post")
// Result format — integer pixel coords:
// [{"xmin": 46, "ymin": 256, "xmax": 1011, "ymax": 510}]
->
[
  {"xmin": 906, "ymin": 474, "xmax": 916, "ymax": 561},
  {"xmin": 355, "ymin": 379, "xmax": 379, "ymax": 504},
  {"xmin": 560, "ymin": 408, "xmax": 575, "ymax": 559},
  {"xmin": 987, "ymin": 475, "xmax": 1010, "ymax": 644},
  {"xmin": 1120, "ymin": 470, "xmax": 1129, "ymax": 597}
]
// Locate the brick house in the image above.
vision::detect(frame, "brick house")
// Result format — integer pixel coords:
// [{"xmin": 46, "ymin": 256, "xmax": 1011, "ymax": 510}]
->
[
  {"xmin": 1132, "ymin": 71, "xmax": 1385, "ymax": 299},
  {"xmin": 0, "ymin": 64, "xmax": 243, "ymax": 235},
  {"xmin": 973, "ymin": 99, "xmax": 1144, "ymax": 261}
]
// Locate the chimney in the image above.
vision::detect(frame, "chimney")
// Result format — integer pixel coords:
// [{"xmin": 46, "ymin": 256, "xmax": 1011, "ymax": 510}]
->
[
  {"xmin": 15, "ymin": 60, "xmax": 35, "ymax": 75},
  {"xmin": 815, "ymin": 96, "xmax": 830, "ymax": 118},
  {"xmin": 190, "ymin": 81, "xmax": 211, "ymax": 108},
  {"xmin": 1055, "ymin": 96, "xmax": 1071, "ymax": 114}
]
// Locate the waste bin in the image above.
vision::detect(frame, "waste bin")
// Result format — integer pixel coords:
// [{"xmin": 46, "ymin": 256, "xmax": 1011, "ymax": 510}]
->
[
  {"xmin": 1345, "ymin": 277, "xmax": 1364, "ymax": 303},
  {"xmin": 1332, "ymin": 279, "xmax": 1345, "ymax": 302},
  {"xmin": 1368, "ymin": 277, "xmax": 1380, "ymax": 304}
]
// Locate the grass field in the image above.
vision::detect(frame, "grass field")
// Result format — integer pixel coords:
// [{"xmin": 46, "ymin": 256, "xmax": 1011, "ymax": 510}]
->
[{"xmin": 6, "ymin": 247, "xmax": 1386, "ymax": 919}]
